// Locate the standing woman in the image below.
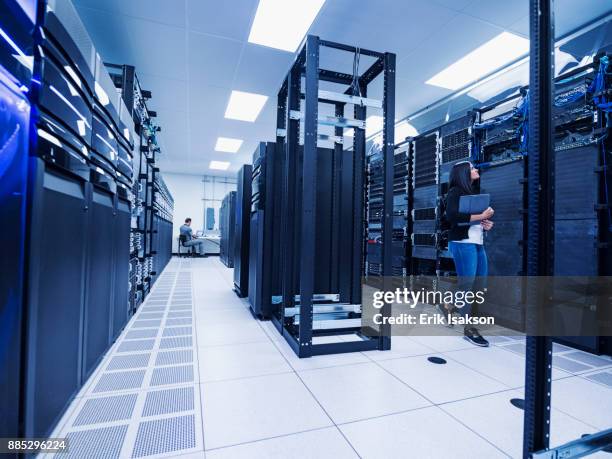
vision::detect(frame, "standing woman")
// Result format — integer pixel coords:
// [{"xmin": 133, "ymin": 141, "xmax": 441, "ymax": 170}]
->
[{"xmin": 445, "ymin": 161, "xmax": 494, "ymax": 347}]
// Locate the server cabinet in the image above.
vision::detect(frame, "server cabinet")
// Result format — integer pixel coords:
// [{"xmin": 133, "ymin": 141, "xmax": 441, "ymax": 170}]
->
[
  {"xmin": 24, "ymin": 165, "xmax": 89, "ymax": 437},
  {"xmin": 0, "ymin": 38, "xmax": 31, "ymax": 440},
  {"xmin": 234, "ymin": 164, "xmax": 252, "ymax": 296},
  {"xmin": 220, "ymin": 191, "xmax": 236, "ymax": 267},
  {"xmin": 82, "ymin": 188, "xmax": 115, "ymax": 378},
  {"xmin": 112, "ymin": 197, "xmax": 131, "ymax": 339},
  {"xmin": 249, "ymin": 142, "xmax": 283, "ymax": 318}
]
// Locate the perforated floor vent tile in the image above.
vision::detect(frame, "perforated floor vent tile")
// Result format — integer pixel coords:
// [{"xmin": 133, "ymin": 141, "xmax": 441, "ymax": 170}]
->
[
  {"xmin": 64, "ymin": 425, "xmax": 128, "ymax": 459},
  {"xmin": 132, "ymin": 320, "xmax": 162, "ymax": 329},
  {"xmin": 160, "ymin": 336, "xmax": 193, "ymax": 349},
  {"xmin": 150, "ymin": 365, "xmax": 194, "ymax": 386},
  {"xmin": 585, "ymin": 371, "xmax": 612, "ymax": 387},
  {"xmin": 146, "ymin": 299, "xmax": 169, "ymax": 304},
  {"xmin": 94, "ymin": 370, "xmax": 145, "ymax": 393},
  {"xmin": 163, "ymin": 327, "xmax": 192, "ymax": 337},
  {"xmin": 142, "ymin": 386, "xmax": 195, "ymax": 417},
  {"xmin": 124, "ymin": 329, "xmax": 158, "ymax": 340},
  {"xmin": 165, "ymin": 318, "xmax": 192, "ymax": 327},
  {"xmin": 155, "ymin": 350, "xmax": 193, "ymax": 366},
  {"xmin": 167, "ymin": 311, "xmax": 192, "ymax": 318},
  {"xmin": 106, "ymin": 354, "xmax": 151, "ymax": 371},
  {"xmin": 73, "ymin": 394, "xmax": 138, "ymax": 426},
  {"xmin": 118, "ymin": 339, "xmax": 155, "ymax": 353},
  {"xmin": 564, "ymin": 351, "xmax": 612, "ymax": 368},
  {"xmin": 140, "ymin": 308, "xmax": 166, "ymax": 314},
  {"xmin": 138, "ymin": 312, "xmax": 165, "ymax": 320},
  {"xmin": 553, "ymin": 356, "xmax": 592, "ymax": 373},
  {"xmin": 132, "ymin": 414, "xmax": 196, "ymax": 457}
]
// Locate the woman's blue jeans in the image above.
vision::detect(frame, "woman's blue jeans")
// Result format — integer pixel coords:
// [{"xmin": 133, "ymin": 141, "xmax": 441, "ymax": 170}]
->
[{"xmin": 448, "ymin": 242, "xmax": 488, "ymax": 318}]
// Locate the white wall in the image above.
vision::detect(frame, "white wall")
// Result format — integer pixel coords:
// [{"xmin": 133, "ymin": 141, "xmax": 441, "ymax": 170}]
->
[{"xmin": 163, "ymin": 173, "xmax": 236, "ymax": 251}]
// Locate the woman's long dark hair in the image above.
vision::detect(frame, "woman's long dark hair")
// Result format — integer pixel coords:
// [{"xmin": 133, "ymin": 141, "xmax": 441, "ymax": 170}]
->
[{"xmin": 448, "ymin": 161, "xmax": 473, "ymax": 194}]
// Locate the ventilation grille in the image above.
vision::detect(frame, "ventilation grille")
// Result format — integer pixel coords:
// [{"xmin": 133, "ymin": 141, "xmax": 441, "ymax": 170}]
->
[
  {"xmin": 94, "ymin": 370, "xmax": 145, "ymax": 393},
  {"xmin": 65, "ymin": 425, "xmax": 128, "ymax": 459},
  {"xmin": 132, "ymin": 415, "xmax": 196, "ymax": 458},
  {"xmin": 156, "ymin": 350, "xmax": 194, "ymax": 366},
  {"xmin": 142, "ymin": 387, "xmax": 195, "ymax": 417},
  {"xmin": 73, "ymin": 394, "xmax": 137, "ymax": 426},
  {"xmin": 107, "ymin": 354, "xmax": 151, "ymax": 371},
  {"xmin": 163, "ymin": 327, "xmax": 192, "ymax": 337},
  {"xmin": 150, "ymin": 365, "xmax": 194, "ymax": 386},
  {"xmin": 118, "ymin": 339, "xmax": 155, "ymax": 353},
  {"xmin": 125, "ymin": 329, "xmax": 158, "ymax": 340}
]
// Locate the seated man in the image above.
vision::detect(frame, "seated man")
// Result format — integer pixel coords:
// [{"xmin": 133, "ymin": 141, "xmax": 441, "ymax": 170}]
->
[{"xmin": 180, "ymin": 218, "xmax": 205, "ymax": 255}]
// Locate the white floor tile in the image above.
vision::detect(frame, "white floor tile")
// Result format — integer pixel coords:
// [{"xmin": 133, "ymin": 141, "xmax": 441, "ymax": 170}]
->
[
  {"xmin": 551, "ymin": 376, "xmax": 612, "ymax": 429},
  {"xmin": 380, "ymin": 354, "xmax": 508, "ymax": 404},
  {"xmin": 197, "ymin": 322, "xmax": 269, "ymax": 347},
  {"xmin": 298, "ymin": 362, "xmax": 430, "ymax": 423},
  {"xmin": 271, "ymin": 335, "xmax": 370, "ymax": 371},
  {"xmin": 198, "ymin": 341, "xmax": 292, "ymax": 382},
  {"xmin": 206, "ymin": 427, "xmax": 358, "ymax": 459},
  {"xmin": 200, "ymin": 373, "xmax": 332, "ymax": 449},
  {"xmin": 445, "ymin": 346, "xmax": 571, "ymax": 389},
  {"xmin": 362, "ymin": 336, "xmax": 436, "ymax": 361},
  {"xmin": 340, "ymin": 406, "xmax": 507, "ymax": 459},
  {"xmin": 196, "ymin": 307, "xmax": 255, "ymax": 326},
  {"xmin": 441, "ymin": 389, "xmax": 607, "ymax": 458},
  {"xmin": 408, "ymin": 334, "xmax": 476, "ymax": 353}
]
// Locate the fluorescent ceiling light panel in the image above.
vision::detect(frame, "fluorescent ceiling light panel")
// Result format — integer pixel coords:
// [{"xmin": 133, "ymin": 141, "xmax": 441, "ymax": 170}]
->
[
  {"xmin": 365, "ymin": 115, "xmax": 384, "ymax": 138},
  {"xmin": 225, "ymin": 90, "xmax": 268, "ymax": 122},
  {"xmin": 215, "ymin": 137, "xmax": 243, "ymax": 153},
  {"xmin": 209, "ymin": 160, "xmax": 231, "ymax": 171},
  {"xmin": 426, "ymin": 32, "xmax": 529, "ymax": 90},
  {"xmin": 248, "ymin": 0, "xmax": 326, "ymax": 52}
]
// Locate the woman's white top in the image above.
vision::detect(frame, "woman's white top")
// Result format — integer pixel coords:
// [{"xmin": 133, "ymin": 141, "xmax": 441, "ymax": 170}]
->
[{"xmin": 456, "ymin": 223, "xmax": 483, "ymax": 245}]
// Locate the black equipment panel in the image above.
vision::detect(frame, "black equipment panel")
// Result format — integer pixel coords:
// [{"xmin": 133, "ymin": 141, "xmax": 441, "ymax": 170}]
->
[
  {"xmin": 24, "ymin": 167, "xmax": 87, "ymax": 437},
  {"xmin": 234, "ymin": 164, "xmax": 252, "ymax": 297}
]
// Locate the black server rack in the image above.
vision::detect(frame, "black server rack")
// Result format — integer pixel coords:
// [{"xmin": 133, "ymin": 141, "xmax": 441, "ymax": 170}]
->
[
  {"xmin": 0, "ymin": 0, "xmax": 34, "ymax": 440},
  {"xmin": 476, "ymin": 96, "xmax": 527, "ymax": 329},
  {"xmin": 24, "ymin": 1, "xmax": 96, "ymax": 437},
  {"xmin": 410, "ymin": 130, "xmax": 440, "ymax": 278},
  {"xmin": 18, "ymin": 0, "xmax": 138, "ymax": 438},
  {"xmin": 234, "ymin": 164, "xmax": 252, "ymax": 297},
  {"xmin": 220, "ymin": 191, "xmax": 236, "ymax": 267},
  {"xmin": 248, "ymin": 142, "xmax": 284, "ymax": 318},
  {"xmin": 107, "ymin": 63, "xmax": 173, "ymax": 308},
  {"xmin": 366, "ymin": 146, "xmax": 410, "ymax": 278}
]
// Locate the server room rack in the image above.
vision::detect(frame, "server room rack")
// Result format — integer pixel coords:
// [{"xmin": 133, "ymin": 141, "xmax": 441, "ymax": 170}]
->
[
  {"xmin": 107, "ymin": 63, "xmax": 174, "ymax": 310},
  {"xmin": 366, "ymin": 143, "xmax": 410, "ymax": 279},
  {"xmin": 272, "ymin": 36, "xmax": 395, "ymax": 357},
  {"xmin": 0, "ymin": 0, "xmax": 34, "ymax": 440},
  {"xmin": 248, "ymin": 142, "xmax": 284, "ymax": 318},
  {"xmin": 16, "ymin": 0, "xmax": 138, "ymax": 438},
  {"xmin": 233, "ymin": 164, "xmax": 252, "ymax": 297},
  {"xmin": 219, "ymin": 191, "xmax": 236, "ymax": 267}
]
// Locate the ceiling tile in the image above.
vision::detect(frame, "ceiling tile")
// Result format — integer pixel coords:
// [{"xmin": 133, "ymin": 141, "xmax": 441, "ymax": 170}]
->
[
  {"xmin": 187, "ymin": 0, "xmax": 258, "ymax": 41},
  {"xmin": 124, "ymin": 16, "xmax": 187, "ymax": 80},
  {"xmin": 554, "ymin": 0, "xmax": 612, "ymax": 37},
  {"xmin": 463, "ymin": 0, "xmax": 528, "ymax": 29},
  {"xmin": 188, "ymin": 32, "xmax": 243, "ymax": 88},
  {"xmin": 396, "ymin": 14, "xmax": 503, "ymax": 82},
  {"xmin": 232, "ymin": 44, "xmax": 293, "ymax": 94},
  {"xmin": 74, "ymin": 0, "xmax": 187, "ymax": 27},
  {"xmin": 138, "ymin": 73, "xmax": 188, "ymax": 113}
]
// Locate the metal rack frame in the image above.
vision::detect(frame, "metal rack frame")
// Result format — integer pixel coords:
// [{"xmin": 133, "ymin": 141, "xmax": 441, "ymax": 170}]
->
[
  {"xmin": 523, "ymin": 0, "xmax": 612, "ymax": 456},
  {"xmin": 272, "ymin": 35, "xmax": 395, "ymax": 357}
]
